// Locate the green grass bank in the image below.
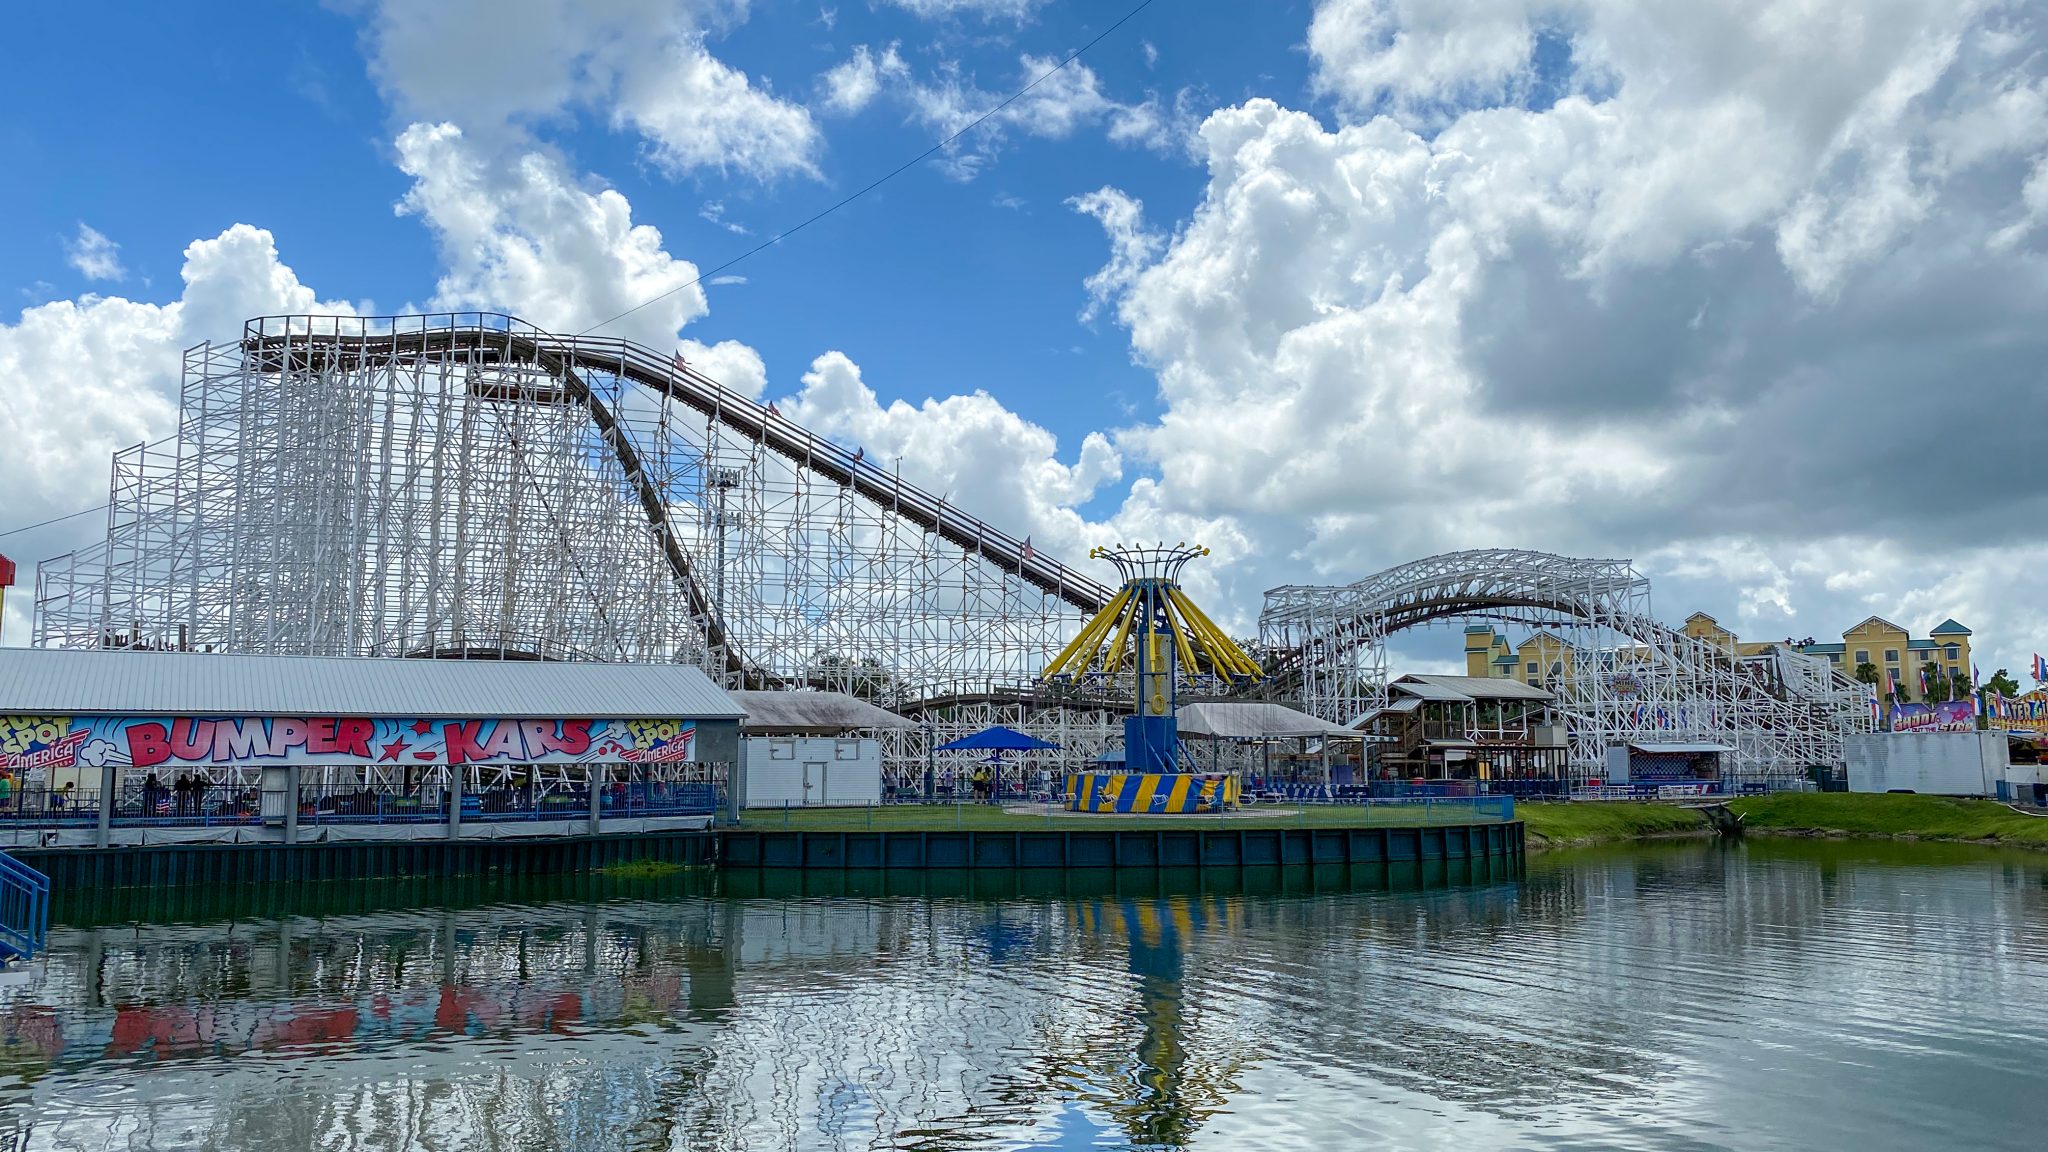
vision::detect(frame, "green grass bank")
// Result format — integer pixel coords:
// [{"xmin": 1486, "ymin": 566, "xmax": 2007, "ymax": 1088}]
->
[
  {"xmin": 1516, "ymin": 801, "xmax": 1710, "ymax": 848},
  {"xmin": 1520, "ymin": 793, "xmax": 2048, "ymax": 851},
  {"xmin": 1729, "ymin": 792, "xmax": 2048, "ymax": 849}
]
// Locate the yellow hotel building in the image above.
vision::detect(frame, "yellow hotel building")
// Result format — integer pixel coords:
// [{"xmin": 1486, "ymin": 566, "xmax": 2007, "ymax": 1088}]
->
[
  {"xmin": 1466, "ymin": 614, "xmax": 1974, "ymax": 695},
  {"xmin": 1463, "ymin": 626, "xmax": 1578, "ymax": 691}
]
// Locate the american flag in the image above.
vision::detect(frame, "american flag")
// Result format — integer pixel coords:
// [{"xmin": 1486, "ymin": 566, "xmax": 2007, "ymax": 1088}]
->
[{"xmin": 1020, "ymin": 536, "xmax": 1035, "ymax": 561}]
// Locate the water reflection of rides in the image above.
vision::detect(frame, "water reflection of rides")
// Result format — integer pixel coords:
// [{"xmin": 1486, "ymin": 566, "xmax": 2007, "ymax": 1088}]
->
[{"xmin": 0, "ymin": 865, "xmax": 1701, "ymax": 1151}]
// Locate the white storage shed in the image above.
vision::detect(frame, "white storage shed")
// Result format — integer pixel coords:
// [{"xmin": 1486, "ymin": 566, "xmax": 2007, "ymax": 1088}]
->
[
  {"xmin": 739, "ymin": 736, "xmax": 883, "ymax": 808},
  {"xmin": 729, "ymin": 691, "xmax": 910, "ymax": 809}
]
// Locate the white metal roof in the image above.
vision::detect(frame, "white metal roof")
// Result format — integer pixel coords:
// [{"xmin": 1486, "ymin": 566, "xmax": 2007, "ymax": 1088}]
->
[
  {"xmin": 728, "ymin": 690, "xmax": 914, "ymax": 732},
  {"xmin": 0, "ymin": 648, "xmax": 743, "ymax": 719},
  {"xmin": 1629, "ymin": 742, "xmax": 1733, "ymax": 754},
  {"xmin": 1390, "ymin": 674, "xmax": 1554, "ymax": 703},
  {"xmin": 1175, "ymin": 701, "xmax": 1364, "ymax": 740},
  {"xmin": 1390, "ymin": 679, "xmax": 1474, "ymax": 702},
  {"xmin": 1352, "ymin": 697, "xmax": 1423, "ymax": 727}
]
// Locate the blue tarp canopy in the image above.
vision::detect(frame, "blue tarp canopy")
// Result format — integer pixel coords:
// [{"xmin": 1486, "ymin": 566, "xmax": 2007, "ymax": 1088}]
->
[{"xmin": 935, "ymin": 725, "xmax": 1059, "ymax": 752}]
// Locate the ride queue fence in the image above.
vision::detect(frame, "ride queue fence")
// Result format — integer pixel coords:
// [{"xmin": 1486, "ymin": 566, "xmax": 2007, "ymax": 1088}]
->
[
  {"xmin": 869, "ymin": 782, "xmax": 1518, "ymax": 825},
  {"xmin": 111, "ymin": 785, "xmax": 265, "ymax": 828},
  {"xmin": 764, "ymin": 792, "xmax": 1516, "ymax": 827},
  {"xmin": 0, "ymin": 789, "xmax": 106, "ymax": 828},
  {"xmin": 297, "ymin": 777, "xmax": 725, "ymax": 826},
  {"xmin": 0, "ymin": 766, "xmax": 729, "ymax": 833},
  {"xmin": 296, "ymin": 784, "xmax": 451, "ymax": 826},
  {"xmin": 1265, "ymin": 794, "xmax": 1517, "ymax": 823},
  {"xmin": 887, "ymin": 777, "xmax": 1570, "ymax": 806}
]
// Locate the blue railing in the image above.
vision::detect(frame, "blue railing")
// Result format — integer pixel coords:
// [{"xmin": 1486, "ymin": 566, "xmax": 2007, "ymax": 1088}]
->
[
  {"xmin": 294, "ymin": 783, "xmax": 723, "ymax": 826},
  {"xmin": 1240, "ymin": 780, "xmax": 1559, "ymax": 803},
  {"xmin": 0, "ymin": 851, "xmax": 50, "ymax": 963},
  {"xmin": 1293, "ymin": 794, "xmax": 1516, "ymax": 822},
  {"xmin": 868, "ymin": 792, "xmax": 1518, "ymax": 824},
  {"xmin": 299, "ymin": 786, "xmax": 450, "ymax": 826},
  {"xmin": 608, "ymin": 782, "xmax": 719, "ymax": 817},
  {"xmin": 0, "ymin": 790, "xmax": 102, "ymax": 827},
  {"xmin": 1476, "ymin": 779, "xmax": 1574, "ymax": 799},
  {"xmin": 110, "ymin": 787, "xmax": 265, "ymax": 828}
]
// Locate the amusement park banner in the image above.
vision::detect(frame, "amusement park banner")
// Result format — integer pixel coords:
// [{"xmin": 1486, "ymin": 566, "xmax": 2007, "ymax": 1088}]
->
[
  {"xmin": 0, "ymin": 715, "xmax": 696, "ymax": 779},
  {"xmin": 1986, "ymin": 690, "xmax": 2048, "ymax": 737},
  {"xmin": 1888, "ymin": 699, "xmax": 1976, "ymax": 733}
]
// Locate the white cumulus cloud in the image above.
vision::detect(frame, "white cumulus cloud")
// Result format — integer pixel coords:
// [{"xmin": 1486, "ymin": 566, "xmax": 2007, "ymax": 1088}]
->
[
  {"xmin": 818, "ymin": 43, "xmax": 907, "ymax": 115},
  {"xmin": 777, "ymin": 350, "xmax": 1124, "ymax": 565},
  {"xmin": 361, "ymin": 0, "xmax": 821, "ymax": 182},
  {"xmin": 880, "ymin": 0, "xmax": 1048, "ymax": 21},
  {"xmin": 1066, "ymin": 187, "xmax": 1160, "ymax": 323},
  {"xmin": 1310, "ymin": 0, "xmax": 1552, "ymax": 123},
  {"xmin": 901, "ymin": 54, "xmax": 1191, "ymax": 179},
  {"xmin": 677, "ymin": 337, "xmax": 768, "ymax": 399},
  {"xmin": 64, "ymin": 224, "xmax": 126, "ymax": 281},
  {"xmin": 1, "ymin": 226, "xmax": 360, "ymax": 642},
  {"xmin": 1050, "ymin": 0, "xmax": 2048, "ymax": 671},
  {"xmin": 394, "ymin": 122, "xmax": 709, "ymax": 348}
]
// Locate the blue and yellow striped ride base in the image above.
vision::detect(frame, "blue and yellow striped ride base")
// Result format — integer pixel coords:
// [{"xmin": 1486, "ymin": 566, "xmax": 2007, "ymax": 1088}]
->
[{"xmin": 1065, "ymin": 772, "xmax": 1238, "ymax": 814}]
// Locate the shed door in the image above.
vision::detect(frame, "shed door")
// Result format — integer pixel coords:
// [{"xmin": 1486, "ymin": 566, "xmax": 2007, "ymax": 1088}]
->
[{"xmin": 803, "ymin": 761, "xmax": 828, "ymax": 805}]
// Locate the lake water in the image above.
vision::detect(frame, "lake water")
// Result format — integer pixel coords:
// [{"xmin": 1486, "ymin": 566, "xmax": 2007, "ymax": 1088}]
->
[{"xmin": 2, "ymin": 841, "xmax": 2045, "ymax": 1150}]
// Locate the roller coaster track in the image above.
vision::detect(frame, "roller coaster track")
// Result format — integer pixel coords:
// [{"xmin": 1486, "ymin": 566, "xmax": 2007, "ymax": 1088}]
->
[
  {"xmin": 1261, "ymin": 549, "xmax": 1872, "ymax": 772},
  {"xmin": 241, "ymin": 319, "xmax": 1116, "ymax": 685}
]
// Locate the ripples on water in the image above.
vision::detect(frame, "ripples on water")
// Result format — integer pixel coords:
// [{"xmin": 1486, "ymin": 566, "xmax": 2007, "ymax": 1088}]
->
[{"xmin": 1, "ymin": 842, "xmax": 2045, "ymax": 1150}]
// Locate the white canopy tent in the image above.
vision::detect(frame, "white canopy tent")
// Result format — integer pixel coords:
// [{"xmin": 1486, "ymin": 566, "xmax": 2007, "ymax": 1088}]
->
[
  {"xmin": 1175, "ymin": 701, "xmax": 1361, "ymax": 740},
  {"xmin": 1174, "ymin": 701, "xmax": 1380, "ymax": 786}
]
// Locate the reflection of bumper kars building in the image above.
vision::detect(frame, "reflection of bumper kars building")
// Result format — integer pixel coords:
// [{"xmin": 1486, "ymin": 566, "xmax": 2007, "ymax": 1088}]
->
[
  {"xmin": 0, "ymin": 648, "xmax": 745, "ymax": 846},
  {"xmin": 1, "ymin": 970, "xmax": 714, "ymax": 1071}
]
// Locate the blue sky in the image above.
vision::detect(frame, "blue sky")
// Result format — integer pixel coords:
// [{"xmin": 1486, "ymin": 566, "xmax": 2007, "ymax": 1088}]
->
[
  {"xmin": 4, "ymin": 0, "xmax": 1310, "ymax": 487},
  {"xmin": 4, "ymin": 0, "xmax": 2048, "ymax": 675}
]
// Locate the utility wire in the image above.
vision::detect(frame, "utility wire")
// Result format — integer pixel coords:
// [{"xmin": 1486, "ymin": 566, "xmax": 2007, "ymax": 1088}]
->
[
  {"xmin": 0, "ymin": 503, "xmax": 109, "ymax": 541},
  {"xmin": 3, "ymin": 3, "xmax": 1162, "ymax": 542},
  {"xmin": 578, "ymin": 0, "xmax": 1161, "ymax": 337}
]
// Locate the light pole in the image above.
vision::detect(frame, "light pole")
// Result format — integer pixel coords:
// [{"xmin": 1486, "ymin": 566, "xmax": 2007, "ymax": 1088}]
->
[{"xmin": 708, "ymin": 467, "xmax": 742, "ymax": 679}]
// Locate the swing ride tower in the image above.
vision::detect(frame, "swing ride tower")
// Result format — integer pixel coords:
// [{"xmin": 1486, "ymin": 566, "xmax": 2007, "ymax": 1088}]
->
[{"xmin": 1041, "ymin": 545, "xmax": 1262, "ymax": 790}]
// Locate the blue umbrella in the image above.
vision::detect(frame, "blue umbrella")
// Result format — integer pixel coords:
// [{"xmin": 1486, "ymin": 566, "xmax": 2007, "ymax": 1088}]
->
[
  {"xmin": 935, "ymin": 725, "xmax": 1059, "ymax": 752},
  {"xmin": 936, "ymin": 726, "xmax": 1058, "ymax": 802}
]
